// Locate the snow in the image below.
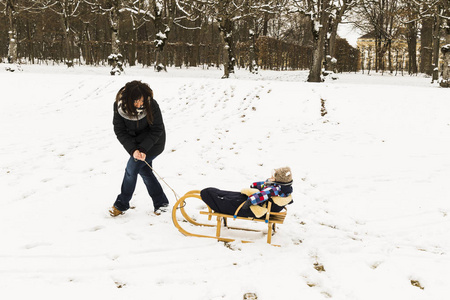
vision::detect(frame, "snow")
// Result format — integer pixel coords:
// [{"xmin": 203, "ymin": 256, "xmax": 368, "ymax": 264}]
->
[
  {"xmin": 156, "ymin": 31, "xmax": 167, "ymax": 40},
  {"xmin": 1, "ymin": 64, "xmax": 449, "ymax": 299}
]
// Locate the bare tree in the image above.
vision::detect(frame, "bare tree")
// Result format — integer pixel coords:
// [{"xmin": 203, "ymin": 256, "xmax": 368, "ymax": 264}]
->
[
  {"xmin": 45, "ymin": 0, "xmax": 84, "ymax": 67},
  {"xmin": 290, "ymin": 0, "xmax": 358, "ymax": 81},
  {"xmin": 432, "ymin": 3, "xmax": 442, "ymax": 82},
  {"xmin": 125, "ymin": 0, "xmax": 201, "ymax": 71},
  {"xmin": 292, "ymin": 0, "xmax": 333, "ymax": 82},
  {"xmin": 407, "ymin": 0, "xmax": 443, "ymax": 77},
  {"xmin": 1, "ymin": 0, "xmax": 33, "ymax": 66},
  {"xmin": 178, "ymin": 0, "xmax": 285, "ymax": 78},
  {"xmin": 152, "ymin": 0, "xmax": 173, "ymax": 71},
  {"xmin": 406, "ymin": 0, "xmax": 449, "ymax": 84},
  {"xmin": 106, "ymin": 0, "xmax": 123, "ymax": 73},
  {"xmin": 176, "ymin": 0, "xmax": 244, "ymax": 78},
  {"xmin": 439, "ymin": 0, "xmax": 449, "ymax": 87},
  {"xmin": 420, "ymin": 3, "xmax": 434, "ymax": 75},
  {"xmin": 1, "ymin": 0, "xmax": 56, "ymax": 68},
  {"xmin": 245, "ymin": 0, "xmax": 286, "ymax": 73},
  {"xmin": 211, "ymin": 0, "xmax": 249, "ymax": 78},
  {"xmin": 326, "ymin": 0, "xmax": 356, "ymax": 73},
  {"xmin": 403, "ymin": 1, "xmax": 419, "ymax": 74},
  {"xmin": 354, "ymin": 0, "xmax": 403, "ymax": 73},
  {"xmin": 3, "ymin": 0, "xmax": 18, "ymax": 64},
  {"xmin": 84, "ymin": 0, "xmax": 128, "ymax": 74}
]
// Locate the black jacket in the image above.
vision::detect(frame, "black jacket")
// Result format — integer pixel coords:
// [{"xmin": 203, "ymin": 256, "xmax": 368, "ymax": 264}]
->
[{"xmin": 113, "ymin": 99, "xmax": 166, "ymax": 157}]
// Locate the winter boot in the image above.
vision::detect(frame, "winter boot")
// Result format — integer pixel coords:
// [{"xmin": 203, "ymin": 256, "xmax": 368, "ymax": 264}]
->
[
  {"xmin": 109, "ymin": 206, "xmax": 124, "ymax": 217},
  {"xmin": 154, "ymin": 204, "xmax": 169, "ymax": 215}
]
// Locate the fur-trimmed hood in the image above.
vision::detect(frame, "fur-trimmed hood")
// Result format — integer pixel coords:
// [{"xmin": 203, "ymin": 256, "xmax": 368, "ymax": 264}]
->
[{"xmin": 117, "ymin": 98, "xmax": 148, "ymax": 121}]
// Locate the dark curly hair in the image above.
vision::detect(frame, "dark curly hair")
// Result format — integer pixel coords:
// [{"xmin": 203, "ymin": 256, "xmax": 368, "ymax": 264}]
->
[{"xmin": 116, "ymin": 80, "xmax": 154, "ymax": 124}]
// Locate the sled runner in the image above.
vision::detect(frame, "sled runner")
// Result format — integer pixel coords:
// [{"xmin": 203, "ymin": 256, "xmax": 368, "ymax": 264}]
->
[{"xmin": 171, "ymin": 190, "xmax": 287, "ymax": 246}]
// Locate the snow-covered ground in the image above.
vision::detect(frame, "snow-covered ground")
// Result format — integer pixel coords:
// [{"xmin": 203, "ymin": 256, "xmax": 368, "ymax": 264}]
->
[{"xmin": 1, "ymin": 64, "xmax": 449, "ymax": 300}]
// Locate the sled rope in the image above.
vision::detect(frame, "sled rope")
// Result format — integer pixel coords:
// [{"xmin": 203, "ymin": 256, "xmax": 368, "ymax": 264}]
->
[{"xmin": 143, "ymin": 160, "xmax": 181, "ymax": 201}]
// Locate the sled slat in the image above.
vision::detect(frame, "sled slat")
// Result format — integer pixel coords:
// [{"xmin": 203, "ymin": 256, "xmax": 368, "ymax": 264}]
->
[{"xmin": 199, "ymin": 211, "xmax": 286, "ymax": 224}]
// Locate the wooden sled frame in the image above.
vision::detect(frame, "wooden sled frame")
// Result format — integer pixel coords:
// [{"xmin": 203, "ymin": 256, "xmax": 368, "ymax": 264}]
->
[{"xmin": 171, "ymin": 190, "xmax": 287, "ymax": 246}]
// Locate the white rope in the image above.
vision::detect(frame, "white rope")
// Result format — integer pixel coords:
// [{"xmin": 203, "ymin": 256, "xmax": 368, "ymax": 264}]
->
[{"xmin": 143, "ymin": 160, "xmax": 180, "ymax": 201}]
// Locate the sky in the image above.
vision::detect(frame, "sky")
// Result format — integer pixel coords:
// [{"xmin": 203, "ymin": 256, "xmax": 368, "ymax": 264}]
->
[{"xmin": 338, "ymin": 23, "xmax": 362, "ymax": 47}]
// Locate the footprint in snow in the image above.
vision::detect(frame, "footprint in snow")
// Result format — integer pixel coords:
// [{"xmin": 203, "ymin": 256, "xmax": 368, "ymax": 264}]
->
[
  {"xmin": 23, "ymin": 242, "xmax": 52, "ymax": 249},
  {"xmin": 114, "ymin": 281, "xmax": 127, "ymax": 288},
  {"xmin": 127, "ymin": 232, "xmax": 141, "ymax": 240},
  {"xmin": 83, "ymin": 225, "xmax": 105, "ymax": 232}
]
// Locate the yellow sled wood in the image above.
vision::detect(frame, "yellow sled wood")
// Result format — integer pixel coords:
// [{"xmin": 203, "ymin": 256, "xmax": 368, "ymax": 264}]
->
[{"xmin": 171, "ymin": 190, "xmax": 287, "ymax": 246}]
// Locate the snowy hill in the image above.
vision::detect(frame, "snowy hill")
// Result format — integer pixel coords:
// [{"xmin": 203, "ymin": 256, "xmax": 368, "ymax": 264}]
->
[{"xmin": 1, "ymin": 64, "xmax": 449, "ymax": 300}]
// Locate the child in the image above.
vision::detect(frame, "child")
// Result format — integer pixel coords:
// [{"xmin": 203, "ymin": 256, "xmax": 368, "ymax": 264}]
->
[{"xmin": 200, "ymin": 167, "xmax": 293, "ymax": 218}]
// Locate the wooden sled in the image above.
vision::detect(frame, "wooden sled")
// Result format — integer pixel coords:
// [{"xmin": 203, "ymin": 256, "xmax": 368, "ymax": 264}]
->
[{"xmin": 171, "ymin": 190, "xmax": 287, "ymax": 246}]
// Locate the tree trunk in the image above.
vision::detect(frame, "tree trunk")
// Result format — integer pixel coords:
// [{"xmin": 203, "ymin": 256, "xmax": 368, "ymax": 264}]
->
[
  {"xmin": 327, "ymin": 21, "xmax": 338, "ymax": 73},
  {"xmin": 61, "ymin": 14, "xmax": 74, "ymax": 66},
  {"xmin": 248, "ymin": 22, "xmax": 258, "ymax": 74},
  {"xmin": 440, "ymin": 19, "xmax": 450, "ymax": 87},
  {"xmin": 432, "ymin": 13, "xmax": 441, "ymax": 82},
  {"xmin": 129, "ymin": 15, "xmax": 137, "ymax": 66},
  {"xmin": 375, "ymin": 36, "xmax": 380, "ymax": 72},
  {"xmin": 387, "ymin": 39, "xmax": 393, "ymax": 73},
  {"xmin": 153, "ymin": 0, "xmax": 170, "ymax": 72},
  {"xmin": 263, "ymin": 12, "xmax": 269, "ymax": 36},
  {"xmin": 108, "ymin": 0, "xmax": 123, "ymax": 75},
  {"xmin": 420, "ymin": 15, "xmax": 433, "ymax": 75},
  {"xmin": 327, "ymin": 0, "xmax": 349, "ymax": 73},
  {"xmin": 308, "ymin": 6, "xmax": 330, "ymax": 82},
  {"xmin": 407, "ymin": 20, "xmax": 418, "ymax": 74},
  {"xmin": 154, "ymin": 0, "xmax": 175, "ymax": 72},
  {"xmin": 6, "ymin": 0, "xmax": 17, "ymax": 65},
  {"xmin": 110, "ymin": 6, "xmax": 119, "ymax": 55},
  {"xmin": 401, "ymin": 49, "xmax": 405, "ymax": 75},
  {"xmin": 360, "ymin": 48, "xmax": 365, "ymax": 74},
  {"xmin": 26, "ymin": 19, "xmax": 35, "ymax": 64},
  {"xmin": 218, "ymin": 17, "xmax": 235, "ymax": 78},
  {"xmin": 395, "ymin": 48, "xmax": 399, "ymax": 75},
  {"xmin": 376, "ymin": 9, "xmax": 383, "ymax": 72},
  {"xmin": 81, "ymin": 22, "xmax": 92, "ymax": 65}
]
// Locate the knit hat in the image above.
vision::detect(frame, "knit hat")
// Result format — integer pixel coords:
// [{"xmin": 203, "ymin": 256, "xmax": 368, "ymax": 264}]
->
[{"xmin": 273, "ymin": 167, "xmax": 292, "ymax": 183}]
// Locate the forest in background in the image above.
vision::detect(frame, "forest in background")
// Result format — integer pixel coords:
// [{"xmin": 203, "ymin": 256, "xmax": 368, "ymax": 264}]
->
[{"xmin": 0, "ymin": 0, "xmax": 449, "ymax": 85}]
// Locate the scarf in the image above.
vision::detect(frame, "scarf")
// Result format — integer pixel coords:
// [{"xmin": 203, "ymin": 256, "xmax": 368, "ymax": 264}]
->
[{"xmin": 117, "ymin": 99, "xmax": 147, "ymax": 121}]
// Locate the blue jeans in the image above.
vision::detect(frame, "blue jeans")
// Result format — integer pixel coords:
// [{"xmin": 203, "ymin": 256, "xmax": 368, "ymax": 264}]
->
[{"xmin": 114, "ymin": 155, "xmax": 169, "ymax": 211}]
